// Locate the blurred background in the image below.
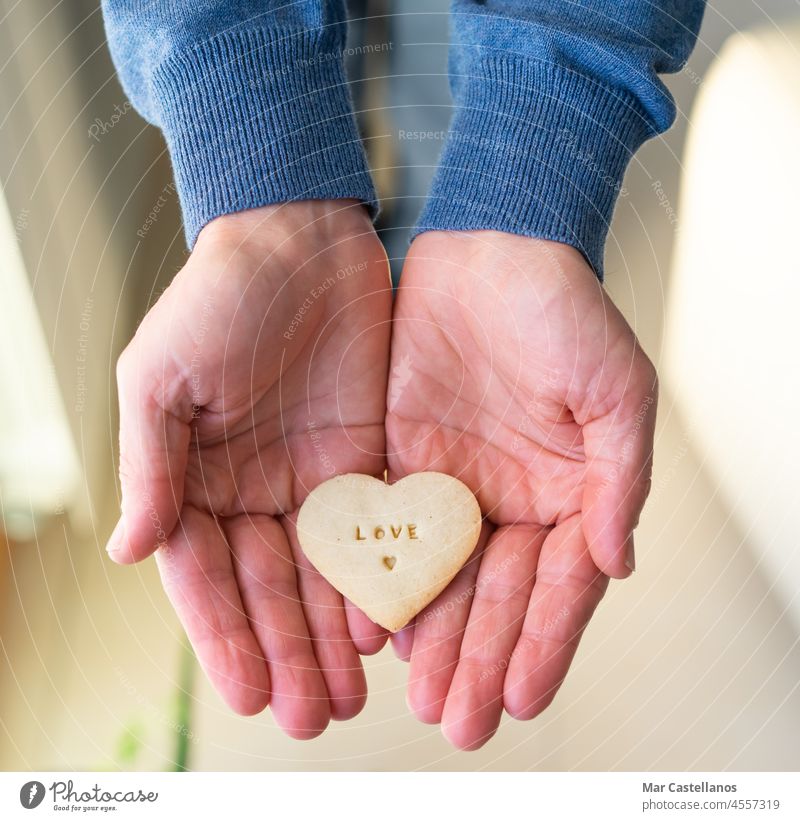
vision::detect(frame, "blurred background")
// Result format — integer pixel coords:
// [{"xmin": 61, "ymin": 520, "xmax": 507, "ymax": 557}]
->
[{"xmin": 1, "ymin": 0, "xmax": 799, "ymax": 771}]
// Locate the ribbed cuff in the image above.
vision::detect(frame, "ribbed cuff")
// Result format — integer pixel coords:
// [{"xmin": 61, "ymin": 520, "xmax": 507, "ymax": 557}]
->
[
  {"xmin": 414, "ymin": 57, "xmax": 655, "ymax": 278},
  {"xmin": 151, "ymin": 28, "xmax": 377, "ymax": 247}
]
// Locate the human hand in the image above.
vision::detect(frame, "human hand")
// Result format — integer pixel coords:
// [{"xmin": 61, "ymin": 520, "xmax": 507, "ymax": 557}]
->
[
  {"xmin": 107, "ymin": 200, "xmax": 392, "ymax": 738},
  {"xmin": 386, "ymin": 231, "xmax": 657, "ymax": 749}
]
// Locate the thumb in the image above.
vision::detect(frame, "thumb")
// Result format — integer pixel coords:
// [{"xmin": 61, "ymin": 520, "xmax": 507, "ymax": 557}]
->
[
  {"xmin": 580, "ymin": 362, "xmax": 657, "ymax": 579},
  {"xmin": 107, "ymin": 339, "xmax": 191, "ymax": 564}
]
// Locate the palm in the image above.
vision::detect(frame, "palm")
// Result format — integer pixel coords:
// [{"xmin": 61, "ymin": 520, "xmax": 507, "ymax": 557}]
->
[
  {"xmin": 387, "ymin": 273, "xmax": 585, "ymax": 525},
  {"xmin": 386, "ymin": 231, "xmax": 657, "ymax": 749},
  {"xmin": 111, "ymin": 202, "xmax": 392, "ymax": 738},
  {"xmin": 182, "ymin": 239, "xmax": 388, "ymax": 517}
]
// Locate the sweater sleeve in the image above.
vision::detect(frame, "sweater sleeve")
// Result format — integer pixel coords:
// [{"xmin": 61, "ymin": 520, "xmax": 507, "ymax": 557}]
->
[
  {"xmin": 101, "ymin": 0, "xmax": 377, "ymax": 246},
  {"xmin": 414, "ymin": 0, "xmax": 706, "ymax": 277}
]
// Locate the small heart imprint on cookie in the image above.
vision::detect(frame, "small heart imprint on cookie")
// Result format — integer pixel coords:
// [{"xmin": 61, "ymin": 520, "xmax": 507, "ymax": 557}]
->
[{"xmin": 383, "ymin": 556, "xmax": 397, "ymax": 571}]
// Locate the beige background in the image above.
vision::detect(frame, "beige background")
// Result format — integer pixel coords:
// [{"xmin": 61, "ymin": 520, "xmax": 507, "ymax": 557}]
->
[{"xmin": 0, "ymin": 0, "xmax": 798, "ymax": 770}]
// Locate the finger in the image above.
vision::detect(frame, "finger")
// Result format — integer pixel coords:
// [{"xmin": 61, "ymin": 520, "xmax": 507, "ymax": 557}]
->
[
  {"xmin": 223, "ymin": 514, "xmax": 330, "ymax": 740},
  {"xmin": 504, "ymin": 514, "xmax": 608, "ymax": 720},
  {"xmin": 345, "ymin": 599, "xmax": 389, "ymax": 656},
  {"xmin": 155, "ymin": 505, "xmax": 269, "ymax": 716},
  {"xmin": 441, "ymin": 524, "xmax": 546, "ymax": 751},
  {"xmin": 580, "ymin": 355, "xmax": 657, "ymax": 578},
  {"xmin": 108, "ymin": 342, "xmax": 191, "ymax": 564},
  {"xmin": 391, "ymin": 623, "xmax": 415, "ymax": 662},
  {"xmin": 406, "ymin": 526, "xmax": 489, "ymax": 725},
  {"xmin": 285, "ymin": 515, "xmax": 367, "ymax": 721}
]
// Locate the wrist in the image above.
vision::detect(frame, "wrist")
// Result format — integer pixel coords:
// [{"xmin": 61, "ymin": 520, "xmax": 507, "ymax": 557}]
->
[
  {"xmin": 411, "ymin": 229, "xmax": 593, "ymax": 279},
  {"xmin": 195, "ymin": 199, "xmax": 375, "ymax": 252}
]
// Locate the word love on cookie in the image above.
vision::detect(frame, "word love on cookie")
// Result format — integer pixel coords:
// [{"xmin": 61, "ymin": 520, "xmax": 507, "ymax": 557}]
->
[
  {"xmin": 296, "ymin": 472, "xmax": 481, "ymax": 632},
  {"xmin": 355, "ymin": 524, "xmax": 418, "ymax": 541}
]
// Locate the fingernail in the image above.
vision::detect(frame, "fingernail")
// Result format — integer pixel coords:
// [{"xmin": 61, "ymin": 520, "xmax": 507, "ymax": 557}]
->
[
  {"xmin": 106, "ymin": 518, "xmax": 125, "ymax": 557},
  {"xmin": 624, "ymin": 534, "xmax": 636, "ymax": 572}
]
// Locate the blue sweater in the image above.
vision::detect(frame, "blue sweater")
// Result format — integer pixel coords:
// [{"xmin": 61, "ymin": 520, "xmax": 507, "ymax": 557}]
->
[{"xmin": 101, "ymin": 1, "xmax": 705, "ymax": 276}]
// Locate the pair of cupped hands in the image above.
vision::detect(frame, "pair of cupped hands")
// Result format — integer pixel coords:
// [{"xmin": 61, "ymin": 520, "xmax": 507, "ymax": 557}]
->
[{"xmin": 106, "ymin": 199, "xmax": 657, "ymax": 751}]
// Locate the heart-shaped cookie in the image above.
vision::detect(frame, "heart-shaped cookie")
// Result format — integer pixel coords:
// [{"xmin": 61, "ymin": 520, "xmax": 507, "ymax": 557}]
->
[{"xmin": 296, "ymin": 472, "xmax": 482, "ymax": 632}]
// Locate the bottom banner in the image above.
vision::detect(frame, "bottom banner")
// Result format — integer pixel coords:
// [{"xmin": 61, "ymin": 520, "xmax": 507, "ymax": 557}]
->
[{"xmin": 1, "ymin": 771, "xmax": 795, "ymax": 820}]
